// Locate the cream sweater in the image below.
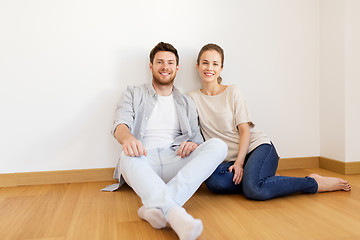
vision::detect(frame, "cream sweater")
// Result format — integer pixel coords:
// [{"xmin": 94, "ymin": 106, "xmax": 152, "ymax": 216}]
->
[{"xmin": 188, "ymin": 85, "xmax": 271, "ymax": 162}]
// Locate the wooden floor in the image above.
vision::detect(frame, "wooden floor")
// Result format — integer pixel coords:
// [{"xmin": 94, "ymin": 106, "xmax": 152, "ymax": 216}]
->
[{"xmin": 1, "ymin": 168, "xmax": 359, "ymax": 240}]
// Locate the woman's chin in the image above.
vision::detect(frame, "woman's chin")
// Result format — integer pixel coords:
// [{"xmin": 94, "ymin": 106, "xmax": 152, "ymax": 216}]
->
[{"xmin": 201, "ymin": 78, "xmax": 217, "ymax": 84}]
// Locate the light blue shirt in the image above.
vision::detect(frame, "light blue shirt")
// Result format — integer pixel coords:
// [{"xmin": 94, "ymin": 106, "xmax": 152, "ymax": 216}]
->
[{"xmin": 102, "ymin": 83, "xmax": 204, "ymax": 191}]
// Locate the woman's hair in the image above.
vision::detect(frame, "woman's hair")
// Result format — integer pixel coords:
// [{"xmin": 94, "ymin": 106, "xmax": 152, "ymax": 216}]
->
[
  {"xmin": 197, "ymin": 43, "xmax": 224, "ymax": 84},
  {"xmin": 149, "ymin": 42, "xmax": 179, "ymax": 65}
]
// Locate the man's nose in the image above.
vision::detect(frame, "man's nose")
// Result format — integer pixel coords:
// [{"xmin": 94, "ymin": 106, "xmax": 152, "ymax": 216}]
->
[{"xmin": 161, "ymin": 63, "xmax": 170, "ymax": 69}]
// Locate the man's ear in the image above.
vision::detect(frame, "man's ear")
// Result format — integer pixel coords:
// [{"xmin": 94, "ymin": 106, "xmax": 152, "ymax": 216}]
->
[{"xmin": 149, "ymin": 62, "xmax": 153, "ymax": 71}]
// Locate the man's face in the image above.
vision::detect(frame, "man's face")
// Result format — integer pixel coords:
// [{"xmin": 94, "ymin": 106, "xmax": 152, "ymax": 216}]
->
[{"xmin": 150, "ymin": 51, "xmax": 179, "ymax": 86}]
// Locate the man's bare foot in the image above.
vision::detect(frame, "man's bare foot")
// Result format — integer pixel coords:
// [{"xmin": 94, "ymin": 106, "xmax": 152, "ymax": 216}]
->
[{"xmin": 308, "ymin": 173, "xmax": 351, "ymax": 192}]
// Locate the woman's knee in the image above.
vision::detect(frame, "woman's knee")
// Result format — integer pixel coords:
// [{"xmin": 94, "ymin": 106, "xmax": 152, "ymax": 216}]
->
[
  {"xmin": 242, "ymin": 181, "xmax": 273, "ymax": 201},
  {"xmin": 205, "ymin": 175, "xmax": 239, "ymax": 194},
  {"xmin": 205, "ymin": 162, "xmax": 241, "ymax": 194},
  {"xmin": 205, "ymin": 178, "xmax": 226, "ymax": 194}
]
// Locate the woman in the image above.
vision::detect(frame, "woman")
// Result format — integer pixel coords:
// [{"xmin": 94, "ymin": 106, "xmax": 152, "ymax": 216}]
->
[{"xmin": 188, "ymin": 43, "xmax": 351, "ymax": 200}]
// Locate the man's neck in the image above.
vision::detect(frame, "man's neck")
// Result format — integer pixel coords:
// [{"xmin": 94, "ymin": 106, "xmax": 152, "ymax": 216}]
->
[{"xmin": 152, "ymin": 81, "xmax": 174, "ymax": 96}]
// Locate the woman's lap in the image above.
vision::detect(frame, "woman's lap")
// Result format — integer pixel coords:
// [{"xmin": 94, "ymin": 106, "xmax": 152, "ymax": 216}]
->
[{"xmin": 205, "ymin": 143, "xmax": 317, "ymax": 200}]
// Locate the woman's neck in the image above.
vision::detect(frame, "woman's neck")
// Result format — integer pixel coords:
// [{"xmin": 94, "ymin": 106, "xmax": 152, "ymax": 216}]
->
[{"xmin": 201, "ymin": 82, "xmax": 227, "ymax": 96}]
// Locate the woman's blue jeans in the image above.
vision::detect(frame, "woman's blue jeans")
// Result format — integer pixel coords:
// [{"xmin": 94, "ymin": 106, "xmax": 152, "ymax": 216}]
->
[{"xmin": 205, "ymin": 143, "xmax": 318, "ymax": 200}]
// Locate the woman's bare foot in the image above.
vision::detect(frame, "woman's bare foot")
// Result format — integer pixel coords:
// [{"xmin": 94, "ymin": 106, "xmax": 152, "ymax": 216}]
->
[{"xmin": 308, "ymin": 173, "xmax": 351, "ymax": 192}]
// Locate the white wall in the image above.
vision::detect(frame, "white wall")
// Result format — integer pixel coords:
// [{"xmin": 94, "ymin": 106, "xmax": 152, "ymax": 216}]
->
[
  {"xmin": 320, "ymin": 0, "xmax": 360, "ymax": 162},
  {"xmin": 0, "ymin": 0, "xmax": 320, "ymax": 173},
  {"xmin": 319, "ymin": 0, "xmax": 346, "ymax": 161},
  {"xmin": 345, "ymin": 0, "xmax": 360, "ymax": 162}
]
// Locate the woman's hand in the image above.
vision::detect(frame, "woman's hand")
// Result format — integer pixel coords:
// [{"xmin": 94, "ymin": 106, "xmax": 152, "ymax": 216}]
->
[{"xmin": 228, "ymin": 164, "xmax": 244, "ymax": 185}]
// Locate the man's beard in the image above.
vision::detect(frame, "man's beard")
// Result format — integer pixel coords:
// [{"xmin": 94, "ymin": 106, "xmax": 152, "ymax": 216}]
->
[{"xmin": 152, "ymin": 73, "xmax": 176, "ymax": 86}]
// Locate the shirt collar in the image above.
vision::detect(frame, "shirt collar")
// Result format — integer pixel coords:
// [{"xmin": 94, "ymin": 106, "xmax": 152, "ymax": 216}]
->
[
  {"xmin": 146, "ymin": 83, "xmax": 183, "ymax": 105},
  {"xmin": 146, "ymin": 83, "xmax": 157, "ymax": 97}
]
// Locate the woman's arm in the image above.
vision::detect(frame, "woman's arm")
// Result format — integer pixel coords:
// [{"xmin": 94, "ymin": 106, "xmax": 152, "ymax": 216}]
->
[{"xmin": 228, "ymin": 122, "xmax": 251, "ymax": 185}]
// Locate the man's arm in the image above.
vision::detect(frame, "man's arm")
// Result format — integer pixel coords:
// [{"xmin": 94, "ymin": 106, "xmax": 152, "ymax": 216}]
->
[
  {"xmin": 112, "ymin": 86, "xmax": 147, "ymax": 157},
  {"xmin": 114, "ymin": 124, "xmax": 147, "ymax": 157}
]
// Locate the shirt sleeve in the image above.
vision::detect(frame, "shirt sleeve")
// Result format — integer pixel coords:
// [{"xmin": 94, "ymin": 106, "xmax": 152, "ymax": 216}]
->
[
  {"xmin": 232, "ymin": 86, "xmax": 254, "ymax": 127},
  {"xmin": 112, "ymin": 85, "xmax": 135, "ymax": 136},
  {"xmin": 187, "ymin": 96, "xmax": 204, "ymax": 144}
]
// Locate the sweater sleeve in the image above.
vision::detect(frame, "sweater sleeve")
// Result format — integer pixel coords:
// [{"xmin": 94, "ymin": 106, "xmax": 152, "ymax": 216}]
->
[{"xmin": 232, "ymin": 85, "xmax": 254, "ymax": 128}]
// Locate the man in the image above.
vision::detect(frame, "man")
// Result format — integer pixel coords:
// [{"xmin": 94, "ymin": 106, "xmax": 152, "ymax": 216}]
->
[{"xmin": 104, "ymin": 42, "xmax": 227, "ymax": 240}]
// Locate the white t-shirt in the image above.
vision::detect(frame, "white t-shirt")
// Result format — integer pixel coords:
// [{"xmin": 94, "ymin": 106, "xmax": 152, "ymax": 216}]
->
[
  {"xmin": 188, "ymin": 85, "xmax": 271, "ymax": 162},
  {"xmin": 142, "ymin": 94, "xmax": 181, "ymax": 149}
]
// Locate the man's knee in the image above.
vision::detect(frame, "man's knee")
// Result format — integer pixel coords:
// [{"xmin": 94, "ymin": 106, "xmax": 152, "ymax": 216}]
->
[
  {"xmin": 203, "ymin": 138, "xmax": 228, "ymax": 157},
  {"xmin": 120, "ymin": 152, "xmax": 147, "ymax": 171}
]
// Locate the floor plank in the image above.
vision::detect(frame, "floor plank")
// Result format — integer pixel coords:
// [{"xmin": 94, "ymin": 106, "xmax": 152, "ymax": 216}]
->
[{"xmin": 0, "ymin": 168, "xmax": 359, "ymax": 240}]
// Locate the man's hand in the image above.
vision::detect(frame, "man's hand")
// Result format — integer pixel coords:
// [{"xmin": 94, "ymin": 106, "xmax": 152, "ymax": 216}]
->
[
  {"xmin": 228, "ymin": 164, "xmax": 243, "ymax": 185},
  {"xmin": 177, "ymin": 141, "xmax": 199, "ymax": 158},
  {"xmin": 122, "ymin": 136, "xmax": 147, "ymax": 157},
  {"xmin": 115, "ymin": 124, "xmax": 147, "ymax": 157}
]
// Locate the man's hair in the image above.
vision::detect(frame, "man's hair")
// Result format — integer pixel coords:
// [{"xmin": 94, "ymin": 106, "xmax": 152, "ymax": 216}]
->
[{"xmin": 149, "ymin": 42, "xmax": 179, "ymax": 65}]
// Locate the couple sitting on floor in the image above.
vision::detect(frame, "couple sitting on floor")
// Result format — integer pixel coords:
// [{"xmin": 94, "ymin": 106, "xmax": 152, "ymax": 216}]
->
[{"xmin": 103, "ymin": 42, "xmax": 351, "ymax": 240}]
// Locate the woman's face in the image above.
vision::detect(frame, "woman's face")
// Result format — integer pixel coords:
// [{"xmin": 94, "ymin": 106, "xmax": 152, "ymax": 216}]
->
[{"xmin": 197, "ymin": 50, "xmax": 223, "ymax": 84}]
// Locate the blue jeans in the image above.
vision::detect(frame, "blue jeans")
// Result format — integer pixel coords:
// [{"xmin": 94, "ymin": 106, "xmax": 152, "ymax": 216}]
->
[{"xmin": 205, "ymin": 143, "xmax": 318, "ymax": 200}]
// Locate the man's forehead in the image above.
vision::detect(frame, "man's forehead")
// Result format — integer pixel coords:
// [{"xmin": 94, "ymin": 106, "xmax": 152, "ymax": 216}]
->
[{"xmin": 154, "ymin": 51, "xmax": 176, "ymax": 61}]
